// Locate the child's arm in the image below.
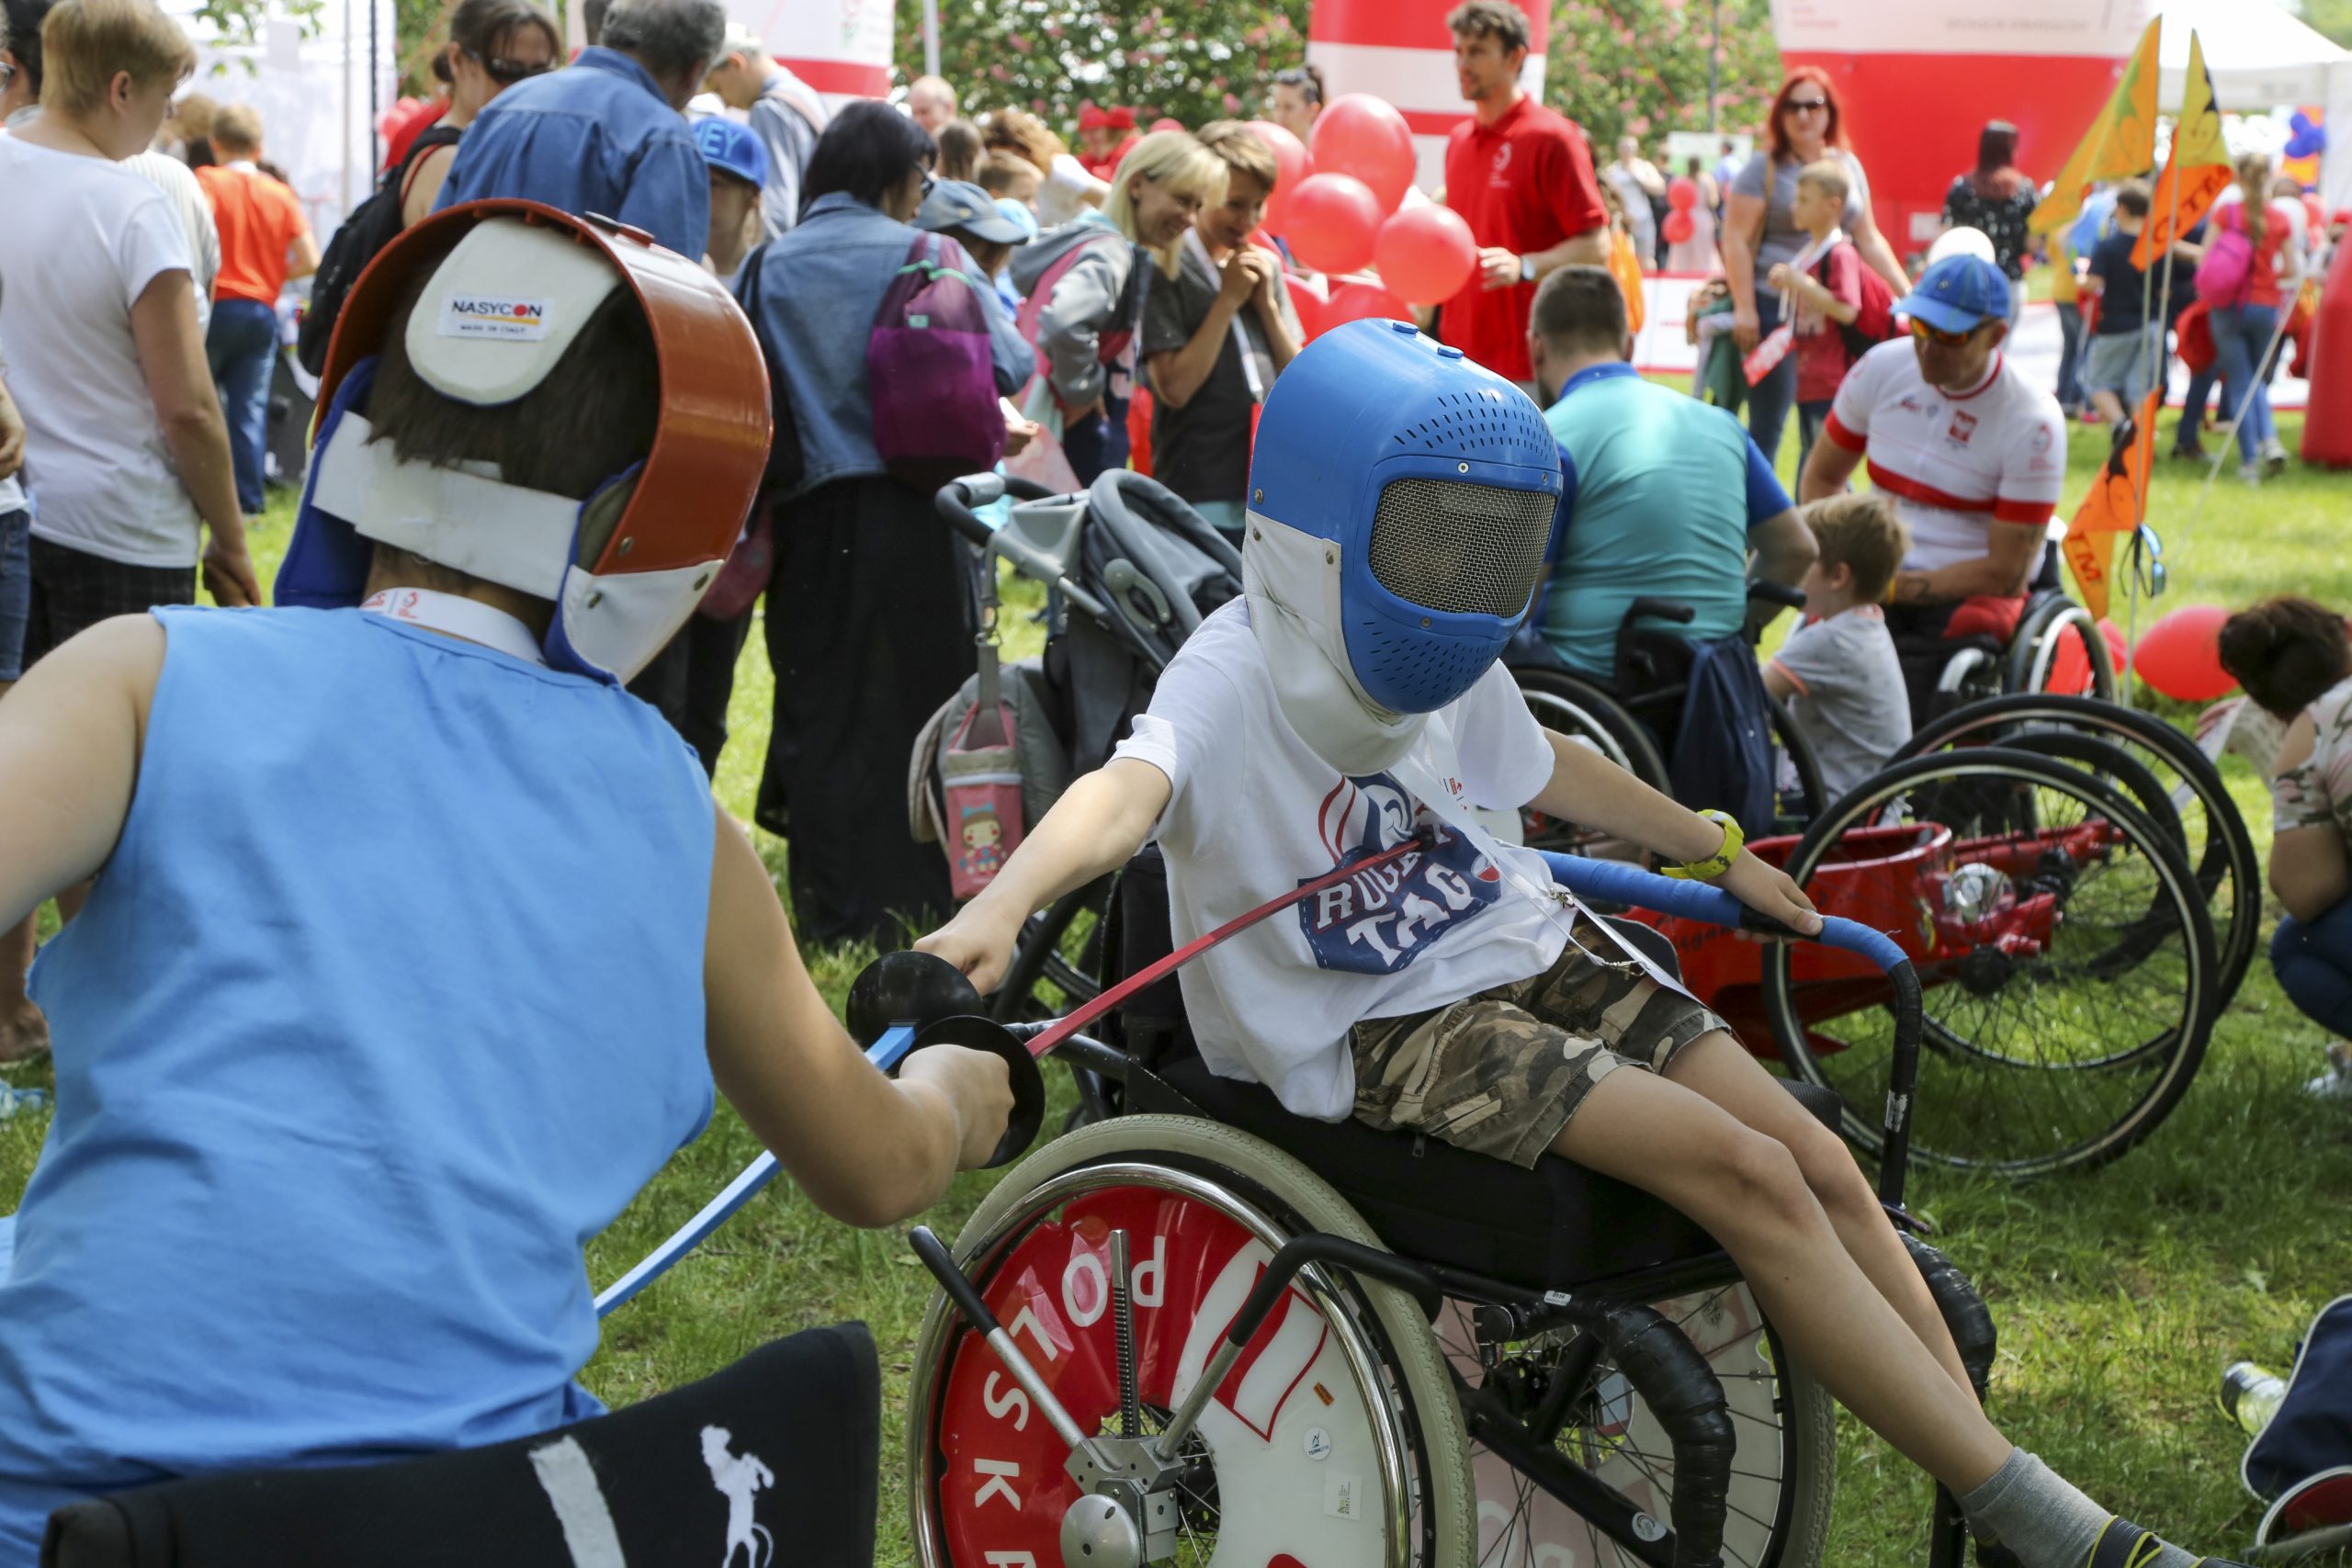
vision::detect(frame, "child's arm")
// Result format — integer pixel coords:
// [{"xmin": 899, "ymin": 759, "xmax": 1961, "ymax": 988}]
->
[
  {"xmin": 1765, "ymin": 263, "xmax": 1859, "ymax": 324},
  {"xmin": 1760, "ymin": 661, "xmax": 1799, "ymax": 701},
  {"xmin": 918, "ymin": 758, "xmax": 1172, "ymax": 993},
  {"xmin": 0, "ymin": 615, "xmax": 162, "ymax": 932},
  {"xmin": 1527, "ymin": 730, "xmax": 1822, "ymax": 932},
  {"xmin": 703, "ymin": 812, "xmax": 1013, "ymax": 1227}
]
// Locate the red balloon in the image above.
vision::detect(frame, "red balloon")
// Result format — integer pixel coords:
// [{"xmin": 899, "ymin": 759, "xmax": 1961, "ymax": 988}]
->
[
  {"xmin": 1243, "ymin": 119, "xmax": 1313, "ymax": 231},
  {"xmin": 1320, "ymin": 276, "xmax": 1411, "ymax": 334},
  {"xmin": 1667, "ymin": 175, "xmax": 1699, "ymax": 211},
  {"xmin": 1309, "ymin": 93, "xmax": 1416, "ymax": 214},
  {"xmin": 1374, "ymin": 204, "xmax": 1476, "ymax": 306},
  {"xmin": 1661, "ymin": 209, "xmax": 1695, "ymax": 244},
  {"xmin": 2132, "ymin": 604, "xmax": 2238, "ymax": 702},
  {"xmin": 1283, "ymin": 173, "xmax": 1384, "ymax": 276},
  {"xmin": 1288, "ymin": 279, "xmax": 1326, "ymax": 341}
]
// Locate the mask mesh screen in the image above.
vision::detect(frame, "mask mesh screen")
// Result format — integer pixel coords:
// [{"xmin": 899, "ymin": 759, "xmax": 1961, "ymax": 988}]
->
[{"xmin": 1366, "ymin": 478, "xmax": 1554, "ymax": 619}]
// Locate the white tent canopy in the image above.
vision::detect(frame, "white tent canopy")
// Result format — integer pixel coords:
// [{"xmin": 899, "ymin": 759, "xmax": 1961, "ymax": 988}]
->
[{"xmin": 2157, "ymin": 0, "xmax": 2349, "ymax": 109}]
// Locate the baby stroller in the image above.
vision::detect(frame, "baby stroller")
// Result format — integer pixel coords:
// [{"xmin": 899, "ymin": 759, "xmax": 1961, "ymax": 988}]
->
[{"xmin": 913, "ymin": 471, "xmax": 1242, "ymax": 1028}]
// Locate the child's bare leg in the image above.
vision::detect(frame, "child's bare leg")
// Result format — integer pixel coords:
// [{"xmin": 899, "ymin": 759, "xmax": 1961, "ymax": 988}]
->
[
  {"xmin": 1663, "ymin": 1031, "xmax": 1976, "ymax": 1400},
  {"xmin": 0, "ymin": 911, "xmax": 42, "ymax": 1064},
  {"xmin": 1549, "ymin": 1057, "xmax": 2012, "ymax": 1495}
]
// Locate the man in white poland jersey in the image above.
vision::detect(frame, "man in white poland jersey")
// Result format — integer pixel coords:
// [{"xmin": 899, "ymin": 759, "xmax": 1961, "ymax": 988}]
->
[
  {"xmin": 1798, "ymin": 252, "xmax": 2066, "ymax": 654},
  {"xmin": 919, "ymin": 317, "xmax": 2262, "ymax": 1568}
]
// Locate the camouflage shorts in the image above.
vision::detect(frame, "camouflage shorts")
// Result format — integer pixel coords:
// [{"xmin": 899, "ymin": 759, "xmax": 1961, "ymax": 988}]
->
[{"xmin": 1348, "ymin": 919, "xmax": 1731, "ymax": 1168}]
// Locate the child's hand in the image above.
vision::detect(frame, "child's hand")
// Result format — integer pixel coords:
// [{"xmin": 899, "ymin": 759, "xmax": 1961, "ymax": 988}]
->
[
  {"xmin": 1716, "ymin": 850, "xmax": 1823, "ymax": 936},
  {"xmin": 1765, "ymin": 262, "xmax": 1792, "ymax": 292},
  {"xmin": 898, "ymin": 1043, "xmax": 1015, "ymax": 1169},
  {"xmin": 915, "ymin": 906, "xmax": 1024, "ymax": 996}
]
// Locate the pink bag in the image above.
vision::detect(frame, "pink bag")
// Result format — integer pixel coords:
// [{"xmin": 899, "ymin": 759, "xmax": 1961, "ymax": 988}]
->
[
  {"xmin": 2194, "ymin": 208, "xmax": 2256, "ymax": 310},
  {"xmin": 941, "ymin": 701, "xmax": 1023, "ymax": 899}
]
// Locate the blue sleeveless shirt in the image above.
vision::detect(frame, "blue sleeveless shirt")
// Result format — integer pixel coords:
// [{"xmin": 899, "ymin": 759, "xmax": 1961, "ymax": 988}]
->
[{"xmin": 0, "ymin": 606, "xmax": 715, "ymax": 1551}]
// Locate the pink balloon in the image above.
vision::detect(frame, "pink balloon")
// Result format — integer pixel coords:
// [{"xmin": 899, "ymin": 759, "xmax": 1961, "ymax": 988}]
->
[
  {"xmin": 1661, "ymin": 209, "xmax": 1695, "ymax": 244},
  {"xmin": 1309, "ymin": 94, "xmax": 1416, "ymax": 214},
  {"xmin": 1374, "ymin": 204, "xmax": 1476, "ymax": 306},
  {"xmin": 1283, "ymin": 172, "xmax": 1383, "ymax": 276},
  {"xmin": 2132, "ymin": 604, "xmax": 2238, "ymax": 702},
  {"xmin": 1242, "ymin": 119, "xmax": 1313, "ymax": 231},
  {"xmin": 1668, "ymin": 175, "xmax": 1699, "ymax": 211},
  {"xmin": 1320, "ymin": 276, "xmax": 1411, "ymax": 334}
]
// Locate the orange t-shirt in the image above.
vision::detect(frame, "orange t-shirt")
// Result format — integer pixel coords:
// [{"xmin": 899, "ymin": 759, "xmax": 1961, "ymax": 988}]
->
[{"xmin": 196, "ymin": 163, "xmax": 309, "ymax": 305}]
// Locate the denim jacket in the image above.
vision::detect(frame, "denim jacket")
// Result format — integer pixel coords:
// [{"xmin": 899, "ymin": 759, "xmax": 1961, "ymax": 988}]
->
[
  {"xmin": 435, "ymin": 48, "xmax": 707, "ymax": 261},
  {"xmin": 753, "ymin": 192, "xmax": 1003, "ymax": 497}
]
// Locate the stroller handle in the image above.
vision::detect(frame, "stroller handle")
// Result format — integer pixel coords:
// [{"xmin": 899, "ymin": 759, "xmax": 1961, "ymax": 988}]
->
[
  {"xmin": 1539, "ymin": 852, "xmax": 1928, "ymax": 1208},
  {"xmin": 933, "ymin": 474, "xmax": 1057, "ymax": 548}
]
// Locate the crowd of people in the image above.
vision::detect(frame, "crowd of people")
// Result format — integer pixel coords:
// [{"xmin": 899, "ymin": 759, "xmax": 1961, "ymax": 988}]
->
[{"xmin": 0, "ymin": 0, "xmax": 2341, "ymax": 1559}]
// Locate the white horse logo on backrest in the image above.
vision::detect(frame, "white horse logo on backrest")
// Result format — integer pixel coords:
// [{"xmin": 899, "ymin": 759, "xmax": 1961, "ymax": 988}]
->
[{"xmin": 700, "ymin": 1424, "xmax": 775, "ymax": 1568}]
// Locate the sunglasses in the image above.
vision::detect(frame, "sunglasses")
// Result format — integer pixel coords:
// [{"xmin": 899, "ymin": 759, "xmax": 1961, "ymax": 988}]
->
[
  {"xmin": 2128, "ymin": 525, "xmax": 2168, "ymax": 601},
  {"xmin": 469, "ymin": 48, "xmax": 551, "ymax": 85},
  {"xmin": 1784, "ymin": 98, "xmax": 1830, "ymax": 115},
  {"xmin": 1908, "ymin": 316, "xmax": 1979, "ymax": 349}
]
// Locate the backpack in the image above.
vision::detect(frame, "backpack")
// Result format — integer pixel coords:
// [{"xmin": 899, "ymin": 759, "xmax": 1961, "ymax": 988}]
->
[
  {"xmin": 2194, "ymin": 204, "xmax": 2258, "ymax": 310},
  {"xmin": 867, "ymin": 231, "xmax": 1004, "ymax": 492},
  {"xmin": 1816, "ymin": 240, "xmax": 1900, "ymax": 362},
  {"xmin": 297, "ymin": 124, "xmax": 464, "ymax": 376}
]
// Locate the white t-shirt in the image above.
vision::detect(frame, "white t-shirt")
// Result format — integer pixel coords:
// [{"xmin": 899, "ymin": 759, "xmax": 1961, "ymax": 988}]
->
[
  {"xmin": 121, "ymin": 151, "xmax": 221, "ymax": 330},
  {"xmin": 1824, "ymin": 338, "xmax": 2065, "ymax": 573},
  {"xmin": 0, "ymin": 137, "xmax": 200, "ymax": 567},
  {"xmin": 1037, "ymin": 152, "xmax": 1097, "ymax": 227},
  {"xmin": 1111, "ymin": 600, "xmax": 1573, "ymax": 1120}
]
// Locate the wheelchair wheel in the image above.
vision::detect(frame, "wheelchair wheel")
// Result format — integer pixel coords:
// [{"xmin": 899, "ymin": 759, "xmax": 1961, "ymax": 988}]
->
[
  {"xmin": 2008, "ymin": 597, "xmax": 2119, "ymax": 703},
  {"xmin": 989, "ymin": 881, "xmax": 1110, "ymax": 1024},
  {"xmin": 907, "ymin": 1114, "xmax": 1480, "ymax": 1566},
  {"xmin": 1771, "ymin": 695, "xmax": 1829, "ymax": 831},
  {"xmin": 1433, "ymin": 1283, "xmax": 1835, "ymax": 1568},
  {"xmin": 1515, "ymin": 668, "xmax": 1669, "ymax": 855},
  {"xmin": 1892, "ymin": 693, "xmax": 2259, "ymax": 1012},
  {"xmin": 1762, "ymin": 749, "xmax": 2216, "ymax": 1177}
]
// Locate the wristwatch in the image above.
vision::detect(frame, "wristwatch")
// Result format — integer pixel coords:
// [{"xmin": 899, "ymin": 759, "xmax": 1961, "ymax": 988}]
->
[
  {"xmin": 1662, "ymin": 809, "xmax": 1744, "ymax": 881},
  {"xmin": 1519, "ymin": 254, "xmax": 1536, "ymax": 283}
]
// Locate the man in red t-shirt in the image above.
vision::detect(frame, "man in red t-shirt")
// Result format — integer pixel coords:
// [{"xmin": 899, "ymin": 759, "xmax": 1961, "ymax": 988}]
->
[{"xmin": 1438, "ymin": 0, "xmax": 1607, "ymax": 392}]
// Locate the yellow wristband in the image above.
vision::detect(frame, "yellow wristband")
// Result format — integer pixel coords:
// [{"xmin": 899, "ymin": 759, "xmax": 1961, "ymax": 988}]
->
[{"xmin": 1661, "ymin": 809, "xmax": 1744, "ymax": 881}]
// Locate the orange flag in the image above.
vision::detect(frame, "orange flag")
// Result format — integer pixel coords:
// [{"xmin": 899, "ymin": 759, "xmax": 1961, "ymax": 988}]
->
[
  {"xmin": 2061, "ymin": 389, "xmax": 2163, "ymax": 620},
  {"xmin": 2031, "ymin": 17, "xmax": 2163, "ymax": 236},
  {"xmin": 2134, "ymin": 32, "xmax": 2233, "ymax": 268}
]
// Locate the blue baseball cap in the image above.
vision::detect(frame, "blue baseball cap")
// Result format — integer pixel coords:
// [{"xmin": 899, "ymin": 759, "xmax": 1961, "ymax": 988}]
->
[
  {"xmin": 1899, "ymin": 254, "xmax": 2011, "ymax": 335},
  {"xmin": 992, "ymin": 197, "xmax": 1039, "ymax": 243},
  {"xmin": 916, "ymin": 180, "xmax": 1033, "ymax": 245},
  {"xmin": 693, "ymin": 117, "xmax": 768, "ymax": 191}
]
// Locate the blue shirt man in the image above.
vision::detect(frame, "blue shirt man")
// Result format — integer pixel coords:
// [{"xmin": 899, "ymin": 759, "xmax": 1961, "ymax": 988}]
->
[
  {"xmin": 1524, "ymin": 266, "xmax": 1815, "ymax": 681},
  {"xmin": 436, "ymin": 31, "xmax": 716, "ymax": 261}
]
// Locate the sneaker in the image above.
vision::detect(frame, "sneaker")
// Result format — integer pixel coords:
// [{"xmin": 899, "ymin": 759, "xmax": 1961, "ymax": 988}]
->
[
  {"xmin": 2263, "ymin": 437, "xmax": 2290, "ymax": 477},
  {"xmin": 2306, "ymin": 1042, "xmax": 2352, "ymax": 1100},
  {"xmin": 2172, "ymin": 437, "xmax": 2209, "ymax": 460},
  {"xmin": 2092, "ymin": 1517, "xmax": 2253, "ymax": 1566},
  {"xmin": 2241, "ymin": 461, "xmax": 2265, "ymax": 486}
]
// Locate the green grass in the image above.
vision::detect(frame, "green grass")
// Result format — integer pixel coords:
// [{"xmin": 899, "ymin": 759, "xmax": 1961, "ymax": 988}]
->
[{"xmin": 5, "ymin": 403, "xmax": 2350, "ymax": 1564}]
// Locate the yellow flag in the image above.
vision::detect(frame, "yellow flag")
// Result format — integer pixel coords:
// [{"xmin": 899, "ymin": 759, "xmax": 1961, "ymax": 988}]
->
[
  {"xmin": 2061, "ymin": 389, "xmax": 2163, "ymax": 620},
  {"xmin": 2030, "ymin": 17, "xmax": 2163, "ymax": 236},
  {"xmin": 2134, "ymin": 31, "xmax": 2234, "ymax": 266}
]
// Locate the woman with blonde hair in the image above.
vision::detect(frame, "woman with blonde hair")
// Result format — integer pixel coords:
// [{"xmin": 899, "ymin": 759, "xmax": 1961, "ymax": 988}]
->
[
  {"xmin": 1008, "ymin": 128, "xmax": 1227, "ymax": 483},
  {"xmin": 2208, "ymin": 151, "xmax": 2308, "ymax": 481}
]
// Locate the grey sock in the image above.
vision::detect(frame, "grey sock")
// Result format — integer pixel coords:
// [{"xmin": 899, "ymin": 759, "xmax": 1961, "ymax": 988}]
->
[{"xmin": 1960, "ymin": 1449, "xmax": 2199, "ymax": 1568}]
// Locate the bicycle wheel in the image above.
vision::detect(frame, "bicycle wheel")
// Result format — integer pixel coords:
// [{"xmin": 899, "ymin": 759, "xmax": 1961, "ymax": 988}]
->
[
  {"xmin": 1763, "ymin": 748, "xmax": 2216, "ymax": 1177},
  {"xmin": 1893, "ymin": 693, "xmax": 2259, "ymax": 1012},
  {"xmin": 1435, "ymin": 1282, "xmax": 1835, "ymax": 1568},
  {"xmin": 908, "ymin": 1115, "xmax": 1479, "ymax": 1567},
  {"xmin": 1515, "ymin": 668, "xmax": 1668, "ymax": 859}
]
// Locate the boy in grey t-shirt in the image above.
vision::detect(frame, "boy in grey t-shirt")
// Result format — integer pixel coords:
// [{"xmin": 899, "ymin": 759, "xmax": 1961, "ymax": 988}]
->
[{"xmin": 1763, "ymin": 493, "xmax": 1912, "ymax": 800}]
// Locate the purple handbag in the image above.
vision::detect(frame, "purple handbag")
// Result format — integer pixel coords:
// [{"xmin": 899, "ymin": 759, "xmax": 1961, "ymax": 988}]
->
[{"xmin": 868, "ymin": 231, "xmax": 1006, "ymax": 491}]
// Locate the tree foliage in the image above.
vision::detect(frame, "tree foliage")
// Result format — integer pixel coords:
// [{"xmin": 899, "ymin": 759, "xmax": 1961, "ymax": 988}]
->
[
  {"xmin": 892, "ymin": 0, "xmax": 1311, "ymax": 130},
  {"xmin": 187, "ymin": 0, "xmax": 324, "ymax": 50},
  {"xmin": 1544, "ymin": 0, "xmax": 1782, "ymax": 152},
  {"xmin": 2290, "ymin": 0, "xmax": 2352, "ymax": 49}
]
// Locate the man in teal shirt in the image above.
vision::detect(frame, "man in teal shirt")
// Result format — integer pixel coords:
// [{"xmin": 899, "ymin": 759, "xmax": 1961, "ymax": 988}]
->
[{"xmin": 1523, "ymin": 266, "xmax": 1815, "ymax": 680}]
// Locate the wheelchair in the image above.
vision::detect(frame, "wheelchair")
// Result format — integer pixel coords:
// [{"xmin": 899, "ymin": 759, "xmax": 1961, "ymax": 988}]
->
[
  {"xmin": 1503, "ymin": 584, "xmax": 1828, "ymax": 849},
  {"xmin": 1890, "ymin": 542, "xmax": 2119, "ymax": 731},
  {"xmin": 877, "ymin": 854, "xmax": 1996, "ymax": 1568}
]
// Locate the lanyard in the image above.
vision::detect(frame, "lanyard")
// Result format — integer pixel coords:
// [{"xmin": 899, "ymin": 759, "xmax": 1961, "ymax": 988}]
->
[
  {"xmin": 1184, "ymin": 229, "xmax": 1268, "ymax": 404},
  {"xmin": 359, "ymin": 587, "xmax": 546, "ymax": 665}
]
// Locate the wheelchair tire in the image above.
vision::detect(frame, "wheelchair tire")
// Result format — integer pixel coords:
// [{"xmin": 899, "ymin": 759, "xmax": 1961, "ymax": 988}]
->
[
  {"xmin": 1771, "ymin": 694, "xmax": 1829, "ymax": 829},
  {"xmin": 907, "ymin": 1114, "xmax": 1480, "ymax": 1567},
  {"xmin": 2009, "ymin": 596, "xmax": 2119, "ymax": 704},
  {"xmin": 1892, "ymin": 693, "xmax": 2260, "ymax": 1013},
  {"xmin": 1762, "ymin": 748, "xmax": 2215, "ymax": 1177}
]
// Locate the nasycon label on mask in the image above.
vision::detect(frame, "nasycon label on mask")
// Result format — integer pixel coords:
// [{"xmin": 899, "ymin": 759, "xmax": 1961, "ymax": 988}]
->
[{"xmin": 439, "ymin": 296, "xmax": 550, "ymax": 341}]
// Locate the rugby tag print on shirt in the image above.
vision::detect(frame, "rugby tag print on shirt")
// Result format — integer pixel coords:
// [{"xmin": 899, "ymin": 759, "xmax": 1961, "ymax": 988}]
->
[{"xmin": 1297, "ymin": 773, "xmax": 1506, "ymax": 974}]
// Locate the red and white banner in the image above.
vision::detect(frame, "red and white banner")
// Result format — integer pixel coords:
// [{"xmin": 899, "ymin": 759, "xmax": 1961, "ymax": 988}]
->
[
  {"xmin": 1306, "ymin": 0, "xmax": 1548, "ymax": 192},
  {"xmin": 730, "ymin": 0, "xmax": 894, "ymax": 101},
  {"xmin": 1772, "ymin": 0, "xmax": 2153, "ymax": 257}
]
